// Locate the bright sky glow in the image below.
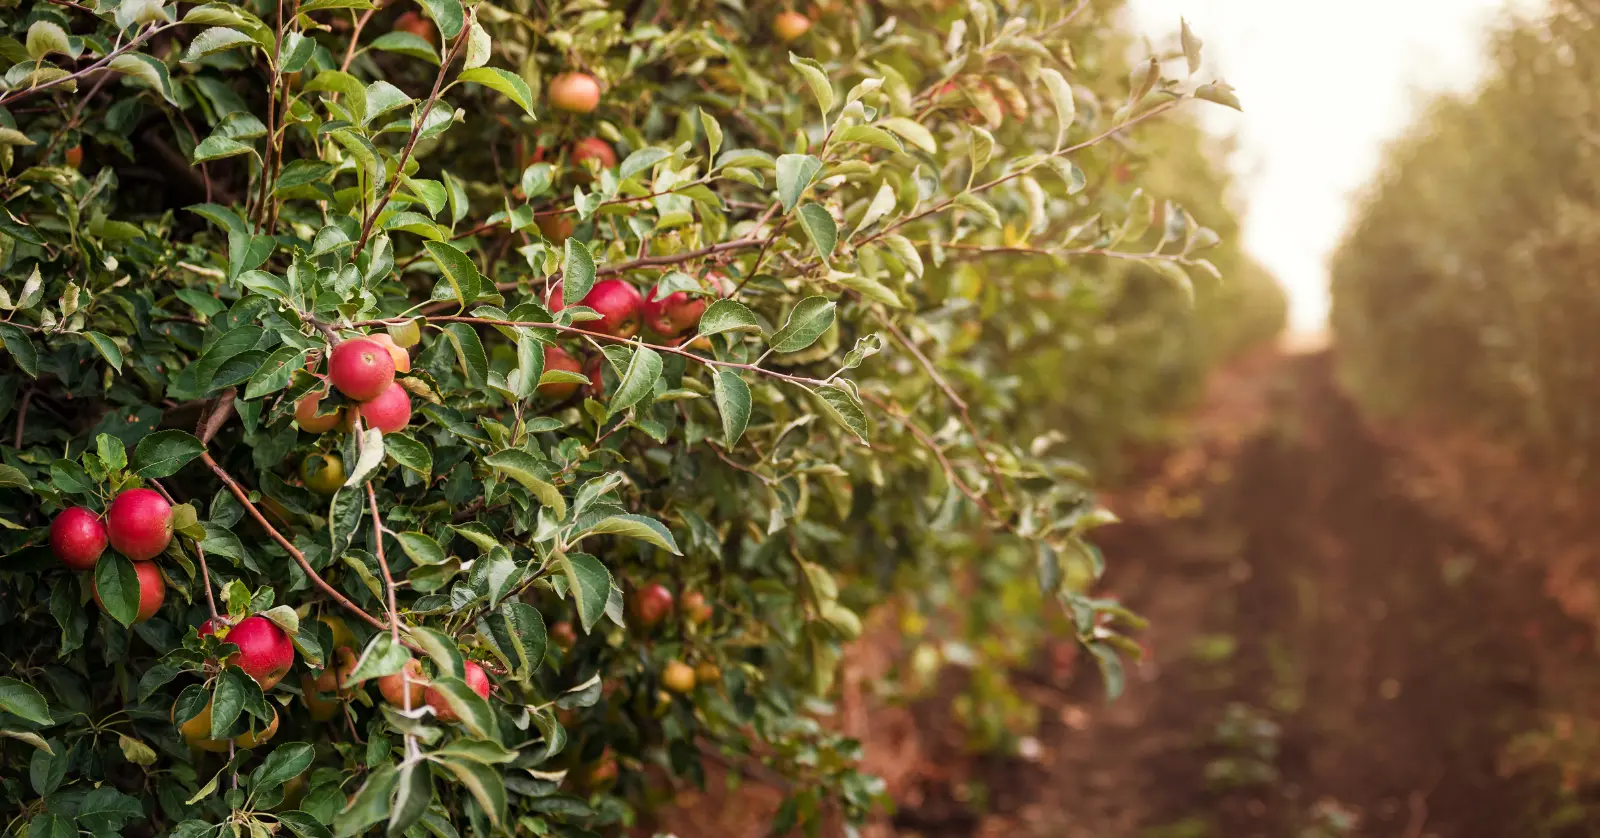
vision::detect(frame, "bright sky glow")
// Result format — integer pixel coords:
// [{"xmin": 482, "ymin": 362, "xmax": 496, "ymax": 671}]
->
[{"xmin": 1123, "ymin": 0, "xmax": 1533, "ymax": 335}]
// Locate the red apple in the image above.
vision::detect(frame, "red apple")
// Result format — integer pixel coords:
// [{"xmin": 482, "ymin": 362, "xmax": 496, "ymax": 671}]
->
[
  {"xmin": 106, "ymin": 488, "xmax": 173, "ymax": 561},
  {"xmin": 328, "ymin": 339, "xmax": 395, "ymax": 401},
  {"xmin": 394, "ymin": 11, "xmax": 435, "ymax": 45},
  {"xmin": 369, "ymin": 333, "xmax": 411, "ymax": 373},
  {"xmin": 201, "ymin": 614, "xmax": 296, "ymax": 690},
  {"xmin": 774, "ymin": 10, "xmax": 811, "ymax": 41},
  {"xmin": 548, "ymin": 278, "xmax": 643, "ymax": 339},
  {"xmin": 536, "ymin": 214, "xmax": 575, "ymax": 244},
  {"xmin": 681, "ymin": 590, "xmax": 712, "ymax": 625},
  {"xmin": 379, "ymin": 658, "xmax": 429, "ymax": 709},
  {"xmin": 632, "ymin": 583, "xmax": 674, "ymax": 628},
  {"xmin": 64, "ymin": 145, "xmax": 83, "ymax": 169},
  {"xmin": 548, "ymin": 72, "xmax": 601, "ymax": 113},
  {"xmin": 539, "ymin": 345, "xmax": 583, "ymax": 400},
  {"xmin": 550, "ymin": 621, "xmax": 578, "ymax": 649},
  {"xmin": 94, "ymin": 559, "xmax": 166, "ymax": 622},
  {"xmin": 358, "ymin": 381, "xmax": 412, "ymax": 433},
  {"xmin": 642, "ymin": 286, "xmax": 707, "ymax": 338},
  {"xmin": 295, "ymin": 388, "xmax": 344, "ymax": 434},
  {"xmin": 51, "ymin": 507, "xmax": 107, "ymax": 570},
  {"xmin": 570, "ymin": 137, "xmax": 617, "ymax": 171},
  {"xmin": 425, "ymin": 660, "xmax": 490, "ymax": 723}
]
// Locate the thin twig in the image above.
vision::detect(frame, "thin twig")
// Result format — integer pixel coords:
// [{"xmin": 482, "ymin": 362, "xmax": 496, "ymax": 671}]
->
[
  {"xmin": 861, "ymin": 390, "xmax": 1000, "ymax": 523},
  {"xmin": 366, "ymin": 484, "xmax": 402, "ymax": 642},
  {"xmin": 0, "ymin": 23, "xmax": 178, "ymax": 107},
  {"xmin": 151, "ymin": 479, "xmax": 221, "ymax": 623},
  {"xmin": 13, "ymin": 388, "xmax": 32, "ymax": 448},
  {"xmin": 197, "ymin": 389, "xmax": 237, "ymax": 445}
]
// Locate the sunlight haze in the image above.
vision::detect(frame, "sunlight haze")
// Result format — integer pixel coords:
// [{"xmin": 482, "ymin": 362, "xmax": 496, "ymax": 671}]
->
[{"xmin": 1123, "ymin": 0, "xmax": 1535, "ymax": 336}]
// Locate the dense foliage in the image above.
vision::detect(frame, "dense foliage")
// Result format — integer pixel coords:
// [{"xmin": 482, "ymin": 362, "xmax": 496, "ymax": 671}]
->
[
  {"xmin": 1331, "ymin": 1, "xmax": 1600, "ymax": 474},
  {"xmin": 0, "ymin": 0, "xmax": 1271, "ymax": 834}
]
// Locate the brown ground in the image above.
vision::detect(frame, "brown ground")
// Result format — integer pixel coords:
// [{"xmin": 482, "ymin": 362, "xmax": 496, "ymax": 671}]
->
[{"xmin": 652, "ymin": 350, "xmax": 1600, "ymax": 837}]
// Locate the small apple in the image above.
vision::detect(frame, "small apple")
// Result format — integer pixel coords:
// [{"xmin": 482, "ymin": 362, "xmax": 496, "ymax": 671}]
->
[
  {"xmin": 570, "ymin": 137, "xmax": 617, "ymax": 172},
  {"xmin": 548, "ymin": 72, "xmax": 601, "ymax": 113},
  {"xmin": 394, "ymin": 10, "xmax": 435, "ymax": 45},
  {"xmin": 320, "ymin": 614, "xmax": 357, "ymax": 651},
  {"xmin": 201, "ymin": 614, "xmax": 296, "ymax": 690},
  {"xmin": 548, "ymin": 278, "xmax": 644, "ymax": 339},
  {"xmin": 662, "ymin": 660, "xmax": 696, "ymax": 694},
  {"xmin": 774, "ymin": 10, "xmax": 811, "ymax": 41},
  {"xmin": 387, "ymin": 319, "xmax": 422, "ymax": 348},
  {"xmin": 106, "ymin": 488, "xmax": 173, "ymax": 561},
  {"xmin": 369, "ymin": 333, "xmax": 412, "ymax": 373},
  {"xmin": 51, "ymin": 507, "xmax": 107, "ymax": 570},
  {"xmin": 424, "ymin": 660, "xmax": 490, "ymax": 723},
  {"xmin": 93, "ymin": 559, "xmax": 166, "ymax": 623},
  {"xmin": 680, "ymin": 590, "xmax": 712, "ymax": 625},
  {"xmin": 587, "ymin": 750, "xmax": 619, "ymax": 787},
  {"xmin": 642, "ymin": 285, "xmax": 707, "ymax": 338},
  {"xmin": 302, "ymin": 646, "xmax": 358, "ymax": 721},
  {"xmin": 539, "ymin": 345, "xmax": 584, "ymax": 400},
  {"xmin": 537, "ymin": 214, "xmax": 575, "ymax": 244},
  {"xmin": 358, "ymin": 381, "xmax": 412, "ymax": 433},
  {"xmin": 632, "ymin": 583, "xmax": 674, "ymax": 629},
  {"xmin": 329, "ymin": 338, "xmax": 396, "ymax": 401},
  {"xmin": 695, "ymin": 661, "xmax": 722, "ymax": 685},
  {"xmin": 300, "ymin": 452, "xmax": 345, "ymax": 496},
  {"xmin": 176, "ymin": 702, "xmax": 280, "ymax": 752},
  {"xmin": 295, "ymin": 388, "xmax": 345, "ymax": 434},
  {"xmin": 64, "ymin": 145, "xmax": 83, "ymax": 169},
  {"xmin": 379, "ymin": 658, "xmax": 429, "ymax": 709},
  {"xmin": 549, "ymin": 621, "xmax": 578, "ymax": 650}
]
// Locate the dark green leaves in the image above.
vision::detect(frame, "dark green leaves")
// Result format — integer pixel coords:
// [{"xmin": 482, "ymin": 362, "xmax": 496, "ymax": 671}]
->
[
  {"xmin": 93, "ymin": 554, "xmax": 141, "ymax": 627},
  {"xmin": 712, "ymin": 370, "xmax": 752, "ymax": 447},
  {"xmin": 441, "ymin": 323, "xmax": 489, "ymax": 387},
  {"xmin": 770, "ymin": 297, "xmax": 835, "ymax": 353},
  {"xmin": 562, "ymin": 240, "xmax": 596, "ymax": 306},
  {"xmin": 578, "ymin": 514, "xmax": 681, "ymax": 554},
  {"xmin": 481, "ymin": 602, "xmax": 547, "ymax": 680},
  {"xmin": 810, "ymin": 383, "xmax": 870, "ymax": 442},
  {"xmin": 347, "ymin": 634, "xmax": 411, "ymax": 685},
  {"xmin": 560, "ymin": 553, "xmax": 611, "ymax": 633},
  {"xmin": 253, "ymin": 742, "xmax": 315, "ymax": 791},
  {"xmin": 0, "ymin": 677, "xmax": 53, "ymax": 726},
  {"xmin": 335, "ymin": 761, "xmax": 398, "ymax": 837},
  {"xmin": 457, "ymin": 68, "xmax": 534, "ymax": 118},
  {"xmin": 389, "ymin": 759, "xmax": 434, "ymax": 837},
  {"xmin": 776, "ymin": 154, "xmax": 823, "ymax": 213},
  {"xmin": 484, "ymin": 450, "xmax": 566, "ymax": 519},
  {"xmin": 416, "ymin": 0, "xmax": 464, "ymax": 37},
  {"xmin": 608, "ymin": 345, "xmax": 663, "ymax": 418},
  {"xmin": 798, "ymin": 204, "xmax": 837, "ymax": 259},
  {"xmin": 424, "ymin": 241, "xmax": 481, "ymax": 310},
  {"xmin": 697, "ymin": 299, "xmax": 761, "ymax": 339}
]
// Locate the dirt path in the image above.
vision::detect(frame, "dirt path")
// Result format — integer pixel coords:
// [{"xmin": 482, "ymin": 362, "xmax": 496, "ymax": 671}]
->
[{"xmin": 875, "ymin": 351, "xmax": 1597, "ymax": 838}]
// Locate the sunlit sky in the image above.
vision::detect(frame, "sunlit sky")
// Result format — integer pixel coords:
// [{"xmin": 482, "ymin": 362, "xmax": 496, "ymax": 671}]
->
[{"xmin": 1124, "ymin": 0, "xmax": 1537, "ymax": 335}]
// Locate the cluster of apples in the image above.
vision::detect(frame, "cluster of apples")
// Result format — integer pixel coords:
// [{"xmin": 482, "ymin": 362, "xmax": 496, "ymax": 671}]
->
[
  {"xmin": 295, "ymin": 329, "xmax": 415, "ymax": 437},
  {"xmin": 50, "ymin": 488, "xmax": 173, "ymax": 623},
  {"xmin": 176, "ymin": 614, "xmax": 298, "ymax": 751},
  {"xmin": 632, "ymin": 583, "xmax": 719, "ymax": 694},
  {"xmin": 536, "ymin": 278, "xmax": 714, "ymax": 401}
]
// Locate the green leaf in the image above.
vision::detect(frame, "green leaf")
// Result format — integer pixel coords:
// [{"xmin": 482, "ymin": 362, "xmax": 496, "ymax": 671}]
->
[
  {"xmin": 108, "ymin": 53, "xmax": 175, "ymax": 104},
  {"xmin": 879, "ymin": 117, "xmax": 936, "ymax": 154},
  {"xmin": 346, "ymin": 633, "xmax": 411, "ymax": 685},
  {"xmin": 343, "ymin": 428, "xmax": 386, "ymax": 487},
  {"xmin": 562, "ymin": 239, "xmax": 596, "ymax": 307},
  {"xmin": 0, "ymin": 464, "xmax": 27, "ymax": 489},
  {"xmin": 480, "ymin": 602, "xmax": 547, "ymax": 680},
  {"xmin": 24, "ymin": 22, "xmax": 69, "ymax": 60},
  {"xmin": 697, "ymin": 299, "xmax": 762, "ymax": 338},
  {"xmin": 514, "ymin": 333, "xmax": 544, "ymax": 401},
  {"xmin": 619, "ymin": 147, "xmax": 671, "ymax": 182},
  {"xmin": 385, "ymin": 435, "xmax": 432, "ymax": 481},
  {"xmin": 0, "ymin": 324, "xmax": 38, "ymax": 378},
  {"xmin": 437, "ymin": 758, "xmax": 506, "ymax": 828},
  {"xmin": 832, "ymin": 125, "xmax": 902, "ymax": 154},
  {"xmin": 559, "ymin": 553, "xmax": 611, "ymax": 633},
  {"xmin": 456, "ymin": 67, "xmax": 534, "ymax": 117},
  {"xmin": 389, "ymin": 759, "xmax": 433, "ymax": 838},
  {"xmin": 423, "ymin": 241, "xmax": 481, "ymax": 310},
  {"xmin": 183, "ymin": 27, "xmax": 256, "ymax": 63},
  {"xmin": 133, "ymin": 430, "xmax": 205, "ymax": 478},
  {"xmin": 431, "ymin": 738, "xmax": 518, "ymax": 764},
  {"xmin": 83, "ymin": 332, "xmax": 123, "ymax": 371},
  {"xmin": 306, "ymin": 71, "xmax": 368, "ymax": 124},
  {"xmin": 797, "ymin": 203, "xmax": 837, "ymax": 260},
  {"xmin": 1195, "ymin": 80, "xmax": 1242, "ymax": 111},
  {"xmin": 441, "ymin": 323, "xmax": 489, "ymax": 388},
  {"xmin": 712, "ymin": 370, "xmax": 751, "ymax": 447},
  {"xmin": 810, "ymin": 383, "xmax": 870, "ymax": 442},
  {"xmin": 788, "ymin": 53, "xmax": 834, "ymax": 116},
  {"xmin": 278, "ymin": 812, "xmax": 332, "ymax": 838},
  {"xmin": 775, "ymin": 154, "xmax": 822, "ymax": 213},
  {"xmin": 0, "ymin": 677, "xmax": 53, "ymax": 726},
  {"xmin": 608, "ymin": 344, "xmax": 663, "ymax": 418},
  {"xmin": 96, "ymin": 434, "xmax": 128, "ymax": 471},
  {"xmin": 364, "ymin": 80, "xmax": 414, "ymax": 125},
  {"xmin": 335, "ymin": 762, "xmax": 398, "ymax": 837},
  {"xmin": 368, "ymin": 32, "xmax": 439, "ymax": 65},
  {"xmin": 94, "ymin": 554, "xmax": 141, "ymax": 627},
  {"xmin": 425, "ymin": 677, "xmax": 495, "ymax": 738},
  {"xmin": 579, "ymin": 514, "xmax": 681, "ymax": 554},
  {"xmin": 1039, "ymin": 67, "xmax": 1075, "ymax": 149},
  {"xmin": 397, "ymin": 532, "xmax": 447, "ymax": 566},
  {"xmin": 192, "ymin": 135, "xmax": 253, "ymax": 163},
  {"xmin": 700, "ymin": 110, "xmax": 723, "ymax": 159},
  {"xmin": 769, "ymin": 296, "xmax": 835, "ymax": 353},
  {"xmin": 244, "ymin": 346, "xmax": 307, "ymax": 400},
  {"xmin": 416, "ymin": 0, "xmax": 464, "ymax": 38},
  {"xmin": 253, "ymin": 742, "xmax": 315, "ymax": 791},
  {"xmin": 484, "ymin": 450, "xmax": 566, "ymax": 520}
]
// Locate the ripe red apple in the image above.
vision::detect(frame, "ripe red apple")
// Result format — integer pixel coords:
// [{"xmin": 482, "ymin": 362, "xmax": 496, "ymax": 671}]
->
[
  {"xmin": 64, "ymin": 145, "xmax": 83, "ymax": 168},
  {"xmin": 570, "ymin": 137, "xmax": 617, "ymax": 171},
  {"xmin": 51, "ymin": 507, "xmax": 107, "ymax": 570},
  {"xmin": 295, "ymin": 388, "xmax": 345, "ymax": 434},
  {"xmin": 774, "ymin": 10, "xmax": 811, "ymax": 41},
  {"xmin": 358, "ymin": 381, "xmax": 412, "ymax": 433},
  {"xmin": 379, "ymin": 658, "xmax": 429, "ymax": 709},
  {"xmin": 539, "ymin": 345, "xmax": 583, "ymax": 400},
  {"xmin": 549, "ymin": 621, "xmax": 578, "ymax": 650},
  {"xmin": 424, "ymin": 660, "xmax": 490, "ymax": 723},
  {"xmin": 583, "ymin": 354, "xmax": 605, "ymax": 397},
  {"xmin": 369, "ymin": 333, "xmax": 412, "ymax": 373},
  {"xmin": 394, "ymin": 10, "xmax": 435, "ymax": 44},
  {"xmin": 328, "ymin": 339, "xmax": 395, "ymax": 401},
  {"xmin": 94, "ymin": 559, "xmax": 166, "ymax": 622},
  {"xmin": 548, "ymin": 72, "xmax": 601, "ymax": 113},
  {"xmin": 642, "ymin": 286, "xmax": 707, "ymax": 338},
  {"xmin": 548, "ymin": 278, "xmax": 643, "ymax": 339},
  {"xmin": 632, "ymin": 583, "xmax": 674, "ymax": 628},
  {"xmin": 201, "ymin": 614, "xmax": 296, "ymax": 690},
  {"xmin": 106, "ymin": 488, "xmax": 173, "ymax": 561},
  {"xmin": 662, "ymin": 660, "xmax": 696, "ymax": 694}
]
